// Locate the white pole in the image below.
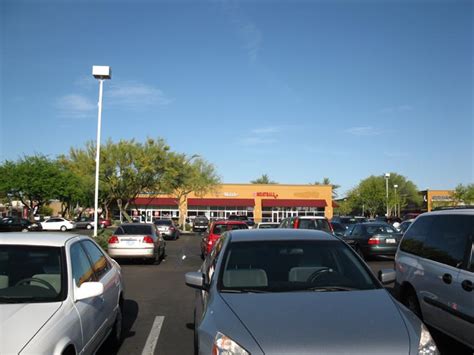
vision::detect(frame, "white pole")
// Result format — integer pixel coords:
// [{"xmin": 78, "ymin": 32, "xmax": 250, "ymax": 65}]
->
[
  {"xmin": 385, "ymin": 176, "xmax": 389, "ymax": 218},
  {"xmin": 93, "ymin": 79, "xmax": 104, "ymax": 238}
]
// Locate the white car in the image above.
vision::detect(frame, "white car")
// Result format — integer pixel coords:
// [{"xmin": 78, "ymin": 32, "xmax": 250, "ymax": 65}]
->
[
  {"xmin": 41, "ymin": 217, "xmax": 75, "ymax": 231},
  {"xmin": 0, "ymin": 233, "xmax": 125, "ymax": 355}
]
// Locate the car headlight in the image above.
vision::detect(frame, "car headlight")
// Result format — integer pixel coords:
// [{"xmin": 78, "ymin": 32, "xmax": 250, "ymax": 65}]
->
[
  {"xmin": 212, "ymin": 332, "xmax": 249, "ymax": 355},
  {"xmin": 418, "ymin": 324, "xmax": 438, "ymax": 355}
]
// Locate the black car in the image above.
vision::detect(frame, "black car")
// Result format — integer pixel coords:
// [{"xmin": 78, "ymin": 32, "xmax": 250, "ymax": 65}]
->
[
  {"xmin": 331, "ymin": 216, "xmax": 367, "ymax": 229},
  {"xmin": 0, "ymin": 217, "xmax": 42, "ymax": 232},
  {"xmin": 341, "ymin": 222, "xmax": 402, "ymax": 259},
  {"xmin": 227, "ymin": 214, "xmax": 255, "ymax": 228},
  {"xmin": 330, "ymin": 221, "xmax": 347, "ymax": 237},
  {"xmin": 192, "ymin": 216, "xmax": 209, "ymax": 232}
]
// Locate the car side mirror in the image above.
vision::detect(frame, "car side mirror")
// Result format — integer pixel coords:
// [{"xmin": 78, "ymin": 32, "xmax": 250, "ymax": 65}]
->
[
  {"xmin": 75, "ymin": 281, "xmax": 104, "ymax": 301},
  {"xmin": 378, "ymin": 269, "xmax": 396, "ymax": 285},
  {"xmin": 185, "ymin": 272, "xmax": 208, "ymax": 290}
]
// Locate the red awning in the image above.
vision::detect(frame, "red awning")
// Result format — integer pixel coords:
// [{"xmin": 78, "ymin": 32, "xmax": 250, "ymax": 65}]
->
[
  {"xmin": 131, "ymin": 197, "xmax": 178, "ymax": 206},
  {"xmin": 187, "ymin": 198, "xmax": 255, "ymax": 207},
  {"xmin": 261, "ymin": 199, "xmax": 327, "ymax": 208}
]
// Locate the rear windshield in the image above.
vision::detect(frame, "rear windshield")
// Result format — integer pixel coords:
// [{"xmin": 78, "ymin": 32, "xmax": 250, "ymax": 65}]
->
[
  {"xmin": 298, "ymin": 219, "xmax": 331, "ymax": 233},
  {"xmin": 154, "ymin": 220, "xmax": 172, "ymax": 226},
  {"xmin": 259, "ymin": 223, "xmax": 279, "ymax": 229},
  {"xmin": 115, "ymin": 225, "xmax": 153, "ymax": 235},
  {"xmin": 212, "ymin": 223, "xmax": 248, "ymax": 235}
]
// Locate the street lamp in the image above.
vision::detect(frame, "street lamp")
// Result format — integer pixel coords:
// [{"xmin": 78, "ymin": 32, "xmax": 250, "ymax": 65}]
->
[
  {"xmin": 394, "ymin": 184, "xmax": 399, "ymax": 217},
  {"xmin": 92, "ymin": 65, "xmax": 111, "ymax": 237},
  {"xmin": 384, "ymin": 173, "xmax": 390, "ymax": 217}
]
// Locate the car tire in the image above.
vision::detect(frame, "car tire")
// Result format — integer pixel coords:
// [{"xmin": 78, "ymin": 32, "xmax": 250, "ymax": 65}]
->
[
  {"xmin": 60, "ymin": 226, "xmax": 67, "ymax": 232},
  {"xmin": 403, "ymin": 287, "xmax": 423, "ymax": 320},
  {"xmin": 86, "ymin": 224, "xmax": 92, "ymax": 230}
]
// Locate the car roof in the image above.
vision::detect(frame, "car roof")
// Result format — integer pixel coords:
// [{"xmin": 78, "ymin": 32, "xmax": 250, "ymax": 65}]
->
[
  {"xmin": 294, "ymin": 216, "xmax": 327, "ymax": 220},
  {"xmin": 118, "ymin": 223, "xmax": 155, "ymax": 226},
  {"xmin": 422, "ymin": 208, "xmax": 474, "ymax": 216},
  {"xmin": 228, "ymin": 229, "xmax": 336, "ymax": 242},
  {"xmin": 0, "ymin": 232, "xmax": 83, "ymax": 247}
]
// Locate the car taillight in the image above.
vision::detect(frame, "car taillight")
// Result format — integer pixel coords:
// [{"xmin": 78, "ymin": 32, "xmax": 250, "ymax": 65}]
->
[
  {"xmin": 368, "ymin": 237, "xmax": 381, "ymax": 245},
  {"xmin": 143, "ymin": 236, "xmax": 154, "ymax": 243},
  {"xmin": 108, "ymin": 236, "xmax": 119, "ymax": 244},
  {"xmin": 293, "ymin": 219, "xmax": 299, "ymax": 229}
]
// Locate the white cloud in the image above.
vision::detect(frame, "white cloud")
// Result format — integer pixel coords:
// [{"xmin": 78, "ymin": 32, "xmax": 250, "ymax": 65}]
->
[
  {"xmin": 55, "ymin": 94, "xmax": 96, "ymax": 118},
  {"xmin": 106, "ymin": 82, "xmax": 173, "ymax": 107},
  {"xmin": 345, "ymin": 126, "xmax": 381, "ymax": 136}
]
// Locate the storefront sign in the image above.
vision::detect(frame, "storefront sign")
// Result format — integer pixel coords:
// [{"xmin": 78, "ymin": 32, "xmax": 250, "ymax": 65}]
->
[
  {"xmin": 223, "ymin": 192, "xmax": 239, "ymax": 197},
  {"xmin": 254, "ymin": 192, "xmax": 279, "ymax": 198},
  {"xmin": 432, "ymin": 195, "xmax": 453, "ymax": 202}
]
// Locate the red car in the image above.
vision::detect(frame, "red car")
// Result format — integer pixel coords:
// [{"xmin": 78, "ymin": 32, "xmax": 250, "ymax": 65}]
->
[{"xmin": 200, "ymin": 220, "xmax": 248, "ymax": 259}]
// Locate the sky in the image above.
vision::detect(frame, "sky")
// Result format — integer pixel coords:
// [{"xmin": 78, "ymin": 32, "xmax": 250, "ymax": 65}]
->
[{"xmin": 1, "ymin": 0, "xmax": 473, "ymax": 195}]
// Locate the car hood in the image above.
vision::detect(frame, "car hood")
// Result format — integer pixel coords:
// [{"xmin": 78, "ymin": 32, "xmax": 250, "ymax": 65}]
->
[
  {"xmin": 0, "ymin": 302, "xmax": 62, "ymax": 354},
  {"xmin": 221, "ymin": 289, "xmax": 409, "ymax": 354}
]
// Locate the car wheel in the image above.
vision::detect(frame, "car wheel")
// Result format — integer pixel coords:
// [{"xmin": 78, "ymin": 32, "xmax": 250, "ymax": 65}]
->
[
  {"xmin": 403, "ymin": 287, "xmax": 423, "ymax": 320},
  {"xmin": 86, "ymin": 224, "xmax": 92, "ymax": 230},
  {"xmin": 105, "ymin": 300, "xmax": 123, "ymax": 350},
  {"xmin": 60, "ymin": 226, "xmax": 67, "ymax": 232}
]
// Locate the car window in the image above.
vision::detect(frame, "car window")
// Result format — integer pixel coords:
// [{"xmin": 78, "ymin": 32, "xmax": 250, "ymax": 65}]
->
[
  {"xmin": 205, "ymin": 234, "xmax": 226, "ymax": 283},
  {"xmin": 228, "ymin": 224, "xmax": 248, "ymax": 231},
  {"xmin": 384, "ymin": 225, "xmax": 397, "ymax": 233},
  {"xmin": 469, "ymin": 242, "xmax": 474, "ymax": 272},
  {"xmin": 212, "ymin": 224, "xmax": 227, "ymax": 235},
  {"xmin": 70, "ymin": 243, "xmax": 95, "ymax": 287},
  {"xmin": 219, "ymin": 240, "xmax": 379, "ymax": 292},
  {"xmin": 115, "ymin": 225, "xmax": 153, "ymax": 235},
  {"xmin": 422, "ymin": 215, "xmax": 474, "ymax": 268},
  {"xmin": 352, "ymin": 225, "xmax": 364, "ymax": 236},
  {"xmin": 81, "ymin": 240, "xmax": 110, "ymax": 280},
  {"xmin": 155, "ymin": 220, "xmax": 172, "ymax": 225},
  {"xmin": 400, "ymin": 216, "xmax": 433, "ymax": 256},
  {"xmin": 344, "ymin": 224, "xmax": 356, "ymax": 236}
]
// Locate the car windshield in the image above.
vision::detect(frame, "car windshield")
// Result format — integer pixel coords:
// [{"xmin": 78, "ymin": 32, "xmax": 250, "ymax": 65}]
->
[
  {"xmin": 219, "ymin": 240, "xmax": 379, "ymax": 293},
  {"xmin": 115, "ymin": 225, "xmax": 153, "ymax": 235},
  {"xmin": 259, "ymin": 223, "xmax": 279, "ymax": 229},
  {"xmin": 0, "ymin": 245, "xmax": 64, "ymax": 303},
  {"xmin": 331, "ymin": 223, "xmax": 346, "ymax": 233},
  {"xmin": 154, "ymin": 220, "xmax": 172, "ymax": 226}
]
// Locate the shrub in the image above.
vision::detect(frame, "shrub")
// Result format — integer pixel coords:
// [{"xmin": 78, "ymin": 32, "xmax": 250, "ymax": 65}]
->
[{"xmin": 95, "ymin": 228, "xmax": 114, "ymax": 251}]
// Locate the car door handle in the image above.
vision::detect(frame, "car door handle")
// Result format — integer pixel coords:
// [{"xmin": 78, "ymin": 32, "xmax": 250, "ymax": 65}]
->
[
  {"xmin": 461, "ymin": 280, "xmax": 473, "ymax": 292},
  {"xmin": 442, "ymin": 273, "xmax": 452, "ymax": 284}
]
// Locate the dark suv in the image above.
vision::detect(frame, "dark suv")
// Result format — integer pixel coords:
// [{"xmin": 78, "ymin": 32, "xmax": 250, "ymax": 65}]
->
[
  {"xmin": 192, "ymin": 216, "xmax": 209, "ymax": 232},
  {"xmin": 227, "ymin": 214, "xmax": 255, "ymax": 229},
  {"xmin": 395, "ymin": 208, "xmax": 473, "ymax": 349}
]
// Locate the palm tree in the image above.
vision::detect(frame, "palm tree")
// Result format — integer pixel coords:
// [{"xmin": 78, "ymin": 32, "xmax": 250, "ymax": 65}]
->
[
  {"xmin": 251, "ymin": 174, "xmax": 277, "ymax": 184},
  {"xmin": 313, "ymin": 177, "xmax": 340, "ymax": 198}
]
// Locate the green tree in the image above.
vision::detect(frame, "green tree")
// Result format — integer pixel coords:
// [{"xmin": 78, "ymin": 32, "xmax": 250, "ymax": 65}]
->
[
  {"xmin": 0, "ymin": 155, "xmax": 66, "ymax": 219},
  {"xmin": 452, "ymin": 183, "xmax": 474, "ymax": 205},
  {"xmin": 345, "ymin": 173, "xmax": 421, "ymax": 217},
  {"xmin": 251, "ymin": 174, "xmax": 277, "ymax": 184},
  {"xmin": 160, "ymin": 153, "xmax": 221, "ymax": 227}
]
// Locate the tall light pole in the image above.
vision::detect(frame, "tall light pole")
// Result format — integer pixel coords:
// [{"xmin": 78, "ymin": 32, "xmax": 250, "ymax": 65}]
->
[
  {"xmin": 384, "ymin": 173, "xmax": 390, "ymax": 218},
  {"xmin": 394, "ymin": 184, "xmax": 398, "ymax": 218},
  {"xmin": 92, "ymin": 66, "xmax": 111, "ymax": 237}
]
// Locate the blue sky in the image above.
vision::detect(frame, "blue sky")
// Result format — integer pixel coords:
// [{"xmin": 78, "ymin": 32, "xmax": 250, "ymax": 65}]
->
[{"xmin": 1, "ymin": 0, "xmax": 472, "ymax": 195}]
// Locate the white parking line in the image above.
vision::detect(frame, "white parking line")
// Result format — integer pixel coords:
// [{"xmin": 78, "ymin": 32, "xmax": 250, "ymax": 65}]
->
[{"xmin": 141, "ymin": 316, "xmax": 165, "ymax": 355}]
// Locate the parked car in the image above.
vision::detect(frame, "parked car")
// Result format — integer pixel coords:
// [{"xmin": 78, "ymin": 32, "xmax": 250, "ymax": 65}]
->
[
  {"xmin": 40, "ymin": 217, "xmax": 75, "ymax": 231},
  {"xmin": 154, "ymin": 219, "xmax": 180, "ymax": 240},
  {"xmin": 0, "ymin": 217, "xmax": 42, "ymax": 232},
  {"xmin": 395, "ymin": 208, "xmax": 474, "ymax": 349},
  {"xmin": 256, "ymin": 222, "xmax": 280, "ymax": 229},
  {"xmin": 200, "ymin": 220, "xmax": 248, "ymax": 259},
  {"xmin": 330, "ymin": 221, "xmax": 346, "ymax": 237},
  {"xmin": 74, "ymin": 216, "xmax": 110, "ymax": 230},
  {"xmin": 342, "ymin": 222, "xmax": 402, "ymax": 259},
  {"xmin": 185, "ymin": 229, "xmax": 438, "ymax": 355},
  {"xmin": 193, "ymin": 216, "xmax": 209, "ymax": 233},
  {"xmin": 331, "ymin": 215, "xmax": 367, "ymax": 228},
  {"xmin": 228, "ymin": 215, "xmax": 255, "ymax": 229},
  {"xmin": 279, "ymin": 216, "xmax": 333, "ymax": 234},
  {"xmin": 107, "ymin": 223, "xmax": 165, "ymax": 264},
  {"xmin": 398, "ymin": 218, "xmax": 414, "ymax": 234},
  {"xmin": 0, "ymin": 232, "xmax": 125, "ymax": 354}
]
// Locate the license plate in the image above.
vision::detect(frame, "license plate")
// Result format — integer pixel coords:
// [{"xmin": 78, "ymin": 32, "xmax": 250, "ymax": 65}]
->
[
  {"xmin": 386, "ymin": 238, "xmax": 396, "ymax": 244},
  {"xmin": 126, "ymin": 241, "xmax": 136, "ymax": 246}
]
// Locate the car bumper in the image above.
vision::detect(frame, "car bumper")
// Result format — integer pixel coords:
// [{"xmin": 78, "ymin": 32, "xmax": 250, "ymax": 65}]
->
[
  {"xmin": 362, "ymin": 245, "xmax": 398, "ymax": 256},
  {"xmin": 108, "ymin": 248, "xmax": 155, "ymax": 259}
]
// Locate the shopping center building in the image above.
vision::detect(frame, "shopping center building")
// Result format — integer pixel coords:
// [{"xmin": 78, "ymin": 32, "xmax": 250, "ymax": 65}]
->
[{"xmin": 129, "ymin": 183, "xmax": 334, "ymax": 223}]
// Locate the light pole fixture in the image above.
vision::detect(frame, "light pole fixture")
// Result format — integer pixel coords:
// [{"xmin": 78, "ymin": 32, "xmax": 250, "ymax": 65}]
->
[
  {"xmin": 92, "ymin": 65, "xmax": 112, "ymax": 237},
  {"xmin": 384, "ymin": 173, "xmax": 390, "ymax": 217},
  {"xmin": 394, "ymin": 184, "xmax": 399, "ymax": 217}
]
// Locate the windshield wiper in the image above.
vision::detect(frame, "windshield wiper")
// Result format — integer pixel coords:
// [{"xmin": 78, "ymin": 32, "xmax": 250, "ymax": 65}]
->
[{"xmin": 301, "ymin": 286, "xmax": 358, "ymax": 292}]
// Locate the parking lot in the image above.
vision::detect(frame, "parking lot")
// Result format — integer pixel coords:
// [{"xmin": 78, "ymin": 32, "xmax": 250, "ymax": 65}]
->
[{"xmin": 90, "ymin": 231, "xmax": 472, "ymax": 355}]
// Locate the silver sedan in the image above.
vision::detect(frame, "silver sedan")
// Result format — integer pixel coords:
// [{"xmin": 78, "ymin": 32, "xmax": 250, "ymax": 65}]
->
[{"xmin": 185, "ymin": 229, "xmax": 439, "ymax": 355}]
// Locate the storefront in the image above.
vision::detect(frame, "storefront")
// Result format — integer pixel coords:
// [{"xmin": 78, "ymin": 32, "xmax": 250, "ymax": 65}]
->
[{"xmin": 133, "ymin": 183, "xmax": 333, "ymax": 223}]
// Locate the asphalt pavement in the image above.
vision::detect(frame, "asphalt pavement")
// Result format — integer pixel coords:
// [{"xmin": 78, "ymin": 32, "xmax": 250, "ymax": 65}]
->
[{"xmin": 93, "ymin": 231, "xmax": 472, "ymax": 355}]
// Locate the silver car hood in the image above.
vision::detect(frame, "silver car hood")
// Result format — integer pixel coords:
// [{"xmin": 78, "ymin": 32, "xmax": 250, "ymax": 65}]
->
[
  {"xmin": 221, "ymin": 289, "xmax": 409, "ymax": 354},
  {"xmin": 0, "ymin": 302, "xmax": 62, "ymax": 354}
]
